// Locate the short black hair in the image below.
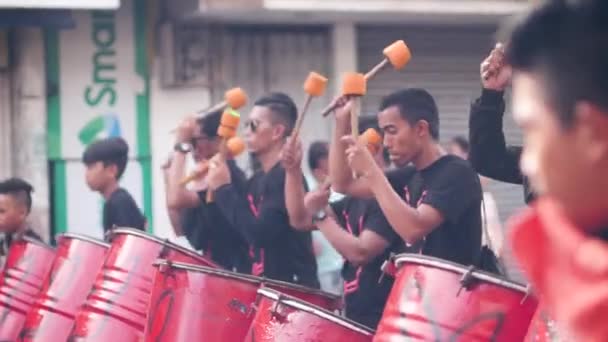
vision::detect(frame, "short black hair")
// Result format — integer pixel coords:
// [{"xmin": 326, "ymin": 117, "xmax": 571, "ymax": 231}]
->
[
  {"xmin": 451, "ymin": 135, "xmax": 469, "ymax": 154},
  {"xmin": 254, "ymin": 92, "xmax": 298, "ymax": 137},
  {"xmin": 308, "ymin": 141, "xmax": 329, "ymax": 171},
  {"xmin": 0, "ymin": 178, "xmax": 34, "ymax": 213},
  {"xmin": 196, "ymin": 109, "xmax": 222, "ymax": 138},
  {"xmin": 82, "ymin": 137, "xmax": 129, "ymax": 180},
  {"xmin": 505, "ymin": 0, "xmax": 608, "ymax": 127},
  {"xmin": 359, "ymin": 114, "xmax": 390, "ymax": 164},
  {"xmin": 380, "ymin": 88, "xmax": 440, "ymax": 140}
]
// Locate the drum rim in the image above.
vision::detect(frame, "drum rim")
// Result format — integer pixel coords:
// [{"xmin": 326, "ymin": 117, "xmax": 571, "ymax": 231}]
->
[
  {"xmin": 154, "ymin": 260, "xmax": 339, "ymax": 300},
  {"xmin": 256, "ymin": 287, "xmax": 375, "ymax": 335},
  {"xmin": 110, "ymin": 228, "xmax": 214, "ymax": 264},
  {"xmin": 20, "ymin": 235, "xmax": 55, "ymax": 250},
  {"xmin": 153, "ymin": 259, "xmax": 262, "ymax": 285},
  {"xmin": 394, "ymin": 253, "xmax": 528, "ymax": 293},
  {"xmin": 58, "ymin": 233, "xmax": 111, "ymax": 248}
]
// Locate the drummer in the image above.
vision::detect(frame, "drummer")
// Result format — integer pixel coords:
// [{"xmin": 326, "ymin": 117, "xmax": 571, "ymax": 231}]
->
[
  {"xmin": 330, "ymin": 89, "xmax": 482, "ymax": 267},
  {"xmin": 205, "ymin": 92, "xmax": 320, "ymax": 288},
  {"xmin": 0, "ymin": 178, "xmax": 42, "ymax": 263},
  {"xmin": 283, "ymin": 115, "xmax": 404, "ymax": 329},
  {"xmin": 504, "ymin": 1, "xmax": 608, "ymax": 340},
  {"xmin": 163, "ymin": 110, "xmax": 251, "ymax": 273}
]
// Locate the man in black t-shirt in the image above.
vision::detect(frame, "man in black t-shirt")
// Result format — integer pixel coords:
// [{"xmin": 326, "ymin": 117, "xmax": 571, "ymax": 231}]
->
[
  {"xmin": 282, "ymin": 115, "xmax": 403, "ymax": 328},
  {"xmin": 163, "ymin": 111, "xmax": 251, "ymax": 273},
  {"xmin": 82, "ymin": 137, "xmax": 146, "ymax": 234},
  {"xmin": 330, "ymin": 89, "xmax": 482, "ymax": 267},
  {"xmin": 206, "ymin": 93, "xmax": 319, "ymax": 288}
]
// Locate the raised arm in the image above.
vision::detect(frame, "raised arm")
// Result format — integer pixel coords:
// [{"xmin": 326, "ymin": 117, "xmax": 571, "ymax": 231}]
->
[
  {"xmin": 328, "ymin": 97, "xmax": 373, "ymax": 197},
  {"xmin": 469, "ymin": 43, "xmax": 524, "ymax": 184},
  {"xmin": 282, "ymin": 137, "xmax": 314, "ymax": 230}
]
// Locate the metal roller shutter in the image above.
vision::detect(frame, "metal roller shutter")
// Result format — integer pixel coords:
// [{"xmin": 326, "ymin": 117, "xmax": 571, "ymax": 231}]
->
[
  {"xmin": 209, "ymin": 25, "xmax": 333, "ymax": 176},
  {"xmin": 357, "ymin": 25, "xmax": 526, "ymax": 283}
]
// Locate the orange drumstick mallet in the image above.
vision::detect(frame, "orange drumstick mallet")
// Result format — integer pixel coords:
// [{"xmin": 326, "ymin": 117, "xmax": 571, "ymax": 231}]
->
[
  {"xmin": 179, "ymin": 136, "xmax": 246, "ymax": 186},
  {"xmin": 206, "ymin": 109, "xmax": 241, "ymax": 202},
  {"xmin": 206, "ymin": 87, "xmax": 248, "ymax": 116},
  {"xmin": 321, "ymin": 40, "xmax": 411, "ymax": 117},
  {"xmin": 359, "ymin": 128, "xmax": 382, "ymax": 155},
  {"xmin": 292, "ymin": 72, "xmax": 328, "ymax": 139}
]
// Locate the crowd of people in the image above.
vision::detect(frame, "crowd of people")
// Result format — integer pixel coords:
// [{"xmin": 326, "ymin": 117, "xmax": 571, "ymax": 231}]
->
[{"xmin": 0, "ymin": 0, "xmax": 606, "ymax": 340}]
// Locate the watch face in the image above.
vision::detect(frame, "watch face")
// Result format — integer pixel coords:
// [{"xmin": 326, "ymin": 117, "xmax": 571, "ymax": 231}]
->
[{"xmin": 176, "ymin": 143, "xmax": 191, "ymax": 153}]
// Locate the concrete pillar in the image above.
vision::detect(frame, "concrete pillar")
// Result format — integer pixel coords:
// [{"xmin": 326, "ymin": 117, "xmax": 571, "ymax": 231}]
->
[
  {"xmin": 0, "ymin": 30, "xmax": 12, "ymax": 179},
  {"xmin": 331, "ymin": 22, "xmax": 357, "ymax": 97},
  {"xmin": 12, "ymin": 28, "xmax": 50, "ymax": 242}
]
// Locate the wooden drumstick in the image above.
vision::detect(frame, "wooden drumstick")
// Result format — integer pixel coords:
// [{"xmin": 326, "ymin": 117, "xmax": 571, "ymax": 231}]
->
[
  {"xmin": 293, "ymin": 72, "xmax": 328, "ymax": 140},
  {"xmin": 171, "ymin": 87, "xmax": 247, "ymax": 132},
  {"xmin": 321, "ymin": 40, "xmax": 411, "ymax": 117}
]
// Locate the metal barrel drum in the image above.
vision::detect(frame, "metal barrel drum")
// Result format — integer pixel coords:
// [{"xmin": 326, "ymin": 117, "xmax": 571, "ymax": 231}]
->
[
  {"xmin": 19, "ymin": 234, "xmax": 110, "ymax": 341},
  {"xmin": 69, "ymin": 228, "xmax": 218, "ymax": 341},
  {"xmin": 374, "ymin": 254, "xmax": 538, "ymax": 342},
  {"xmin": 0, "ymin": 237, "xmax": 55, "ymax": 341},
  {"xmin": 144, "ymin": 260, "xmax": 341, "ymax": 342},
  {"xmin": 245, "ymin": 288, "xmax": 374, "ymax": 342}
]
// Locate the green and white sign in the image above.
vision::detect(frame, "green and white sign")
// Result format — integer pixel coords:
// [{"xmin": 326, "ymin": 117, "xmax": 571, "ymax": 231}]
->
[{"xmin": 47, "ymin": 0, "xmax": 152, "ymax": 239}]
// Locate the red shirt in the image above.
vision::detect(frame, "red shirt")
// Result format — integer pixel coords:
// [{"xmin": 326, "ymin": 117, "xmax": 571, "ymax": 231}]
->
[{"xmin": 509, "ymin": 198, "xmax": 608, "ymax": 342}]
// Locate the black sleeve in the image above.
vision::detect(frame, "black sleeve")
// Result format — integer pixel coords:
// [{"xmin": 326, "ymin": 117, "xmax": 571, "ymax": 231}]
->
[
  {"xmin": 106, "ymin": 193, "xmax": 145, "ymax": 230},
  {"xmin": 469, "ymin": 89, "xmax": 524, "ymax": 185},
  {"xmin": 214, "ymin": 175, "xmax": 288, "ymax": 248},
  {"xmin": 180, "ymin": 207, "xmax": 209, "ymax": 251},
  {"xmin": 363, "ymin": 200, "xmax": 400, "ymax": 244},
  {"xmin": 385, "ymin": 167, "xmax": 417, "ymax": 195},
  {"xmin": 421, "ymin": 161, "xmax": 481, "ymax": 224},
  {"xmin": 329, "ymin": 198, "xmax": 348, "ymax": 227}
]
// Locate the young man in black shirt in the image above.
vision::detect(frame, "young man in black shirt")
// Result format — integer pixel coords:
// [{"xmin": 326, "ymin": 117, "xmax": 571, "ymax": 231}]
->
[
  {"xmin": 82, "ymin": 137, "xmax": 146, "ymax": 233},
  {"xmin": 0, "ymin": 178, "xmax": 43, "ymax": 263},
  {"xmin": 283, "ymin": 115, "xmax": 403, "ymax": 328},
  {"xmin": 206, "ymin": 93, "xmax": 319, "ymax": 288},
  {"xmin": 163, "ymin": 110, "xmax": 251, "ymax": 273},
  {"xmin": 331, "ymin": 89, "xmax": 482, "ymax": 267}
]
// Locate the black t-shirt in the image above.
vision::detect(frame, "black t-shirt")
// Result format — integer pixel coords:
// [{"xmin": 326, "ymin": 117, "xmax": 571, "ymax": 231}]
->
[
  {"xmin": 179, "ymin": 160, "xmax": 251, "ymax": 273},
  {"xmin": 102, "ymin": 188, "xmax": 146, "ymax": 233},
  {"xmin": 215, "ymin": 162, "xmax": 319, "ymax": 288},
  {"xmin": 386, "ymin": 155, "xmax": 482, "ymax": 266},
  {"xmin": 330, "ymin": 197, "xmax": 404, "ymax": 329}
]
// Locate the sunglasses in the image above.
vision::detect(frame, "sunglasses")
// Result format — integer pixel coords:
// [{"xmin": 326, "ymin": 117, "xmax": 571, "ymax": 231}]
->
[{"xmin": 245, "ymin": 120, "xmax": 259, "ymax": 132}]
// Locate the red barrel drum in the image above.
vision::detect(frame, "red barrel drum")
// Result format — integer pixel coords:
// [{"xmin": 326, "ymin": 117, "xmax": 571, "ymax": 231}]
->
[
  {"xmin": 0, "ymin": 237, "xmax": 55, "ymax": 341},
  {"xmin": 525, "ymin": 306, "xmax": 574, "ymax": 342},
  {"xmin": 69, "ymin": 228, "xmax": 218, "ymax": 341},
  {"xmin": 374, "ymin": 254, "xmax": 538, "ymax": 342},
  {"xmin": 19, "ymin": 234, "xmax": 110, "ymax": 341},
  {"xmin": 144, "ymin": 260, "xmax": 341, "ymax": 342},
  {"xmin": 245, "ymin": 288, "xmax": 374, "ymax": 342}
]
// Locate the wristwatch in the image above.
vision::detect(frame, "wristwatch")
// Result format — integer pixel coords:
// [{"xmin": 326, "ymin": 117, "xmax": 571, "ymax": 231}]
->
[
  {"xmin": 174, "ymin": 142, "xmax": 192, "ymax": 154},
  {"xmin": 312, "ymin": 209, "xmax": 328, "ymax": 224}
]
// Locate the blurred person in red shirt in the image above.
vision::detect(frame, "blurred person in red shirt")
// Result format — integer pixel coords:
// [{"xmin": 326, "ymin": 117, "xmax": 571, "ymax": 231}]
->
[{"xmin": 504, "ymin": 1, "xmax": 608, "ymax": 341}]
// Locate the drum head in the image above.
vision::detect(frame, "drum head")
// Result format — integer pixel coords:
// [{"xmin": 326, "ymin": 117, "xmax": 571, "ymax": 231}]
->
[
  {"xmin": 394, "ymin": 253, "xmax": 528, "ymax": 293},
  {"xmin": 58, "ymin": 233, "xmax": 111, "ymax": 248},
  {"xmin": 109, "ymin": 228, "xmax": 213, "ymax": 264},
  {"xmin": 256, "ymin": 288, "xmax": 374, "ymax": 335}
]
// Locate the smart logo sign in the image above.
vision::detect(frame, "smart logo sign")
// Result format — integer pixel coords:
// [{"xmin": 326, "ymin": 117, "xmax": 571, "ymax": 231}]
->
[{"xmin": 80, "ymin": 11, "xmax": 122, "ymax": 146}]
